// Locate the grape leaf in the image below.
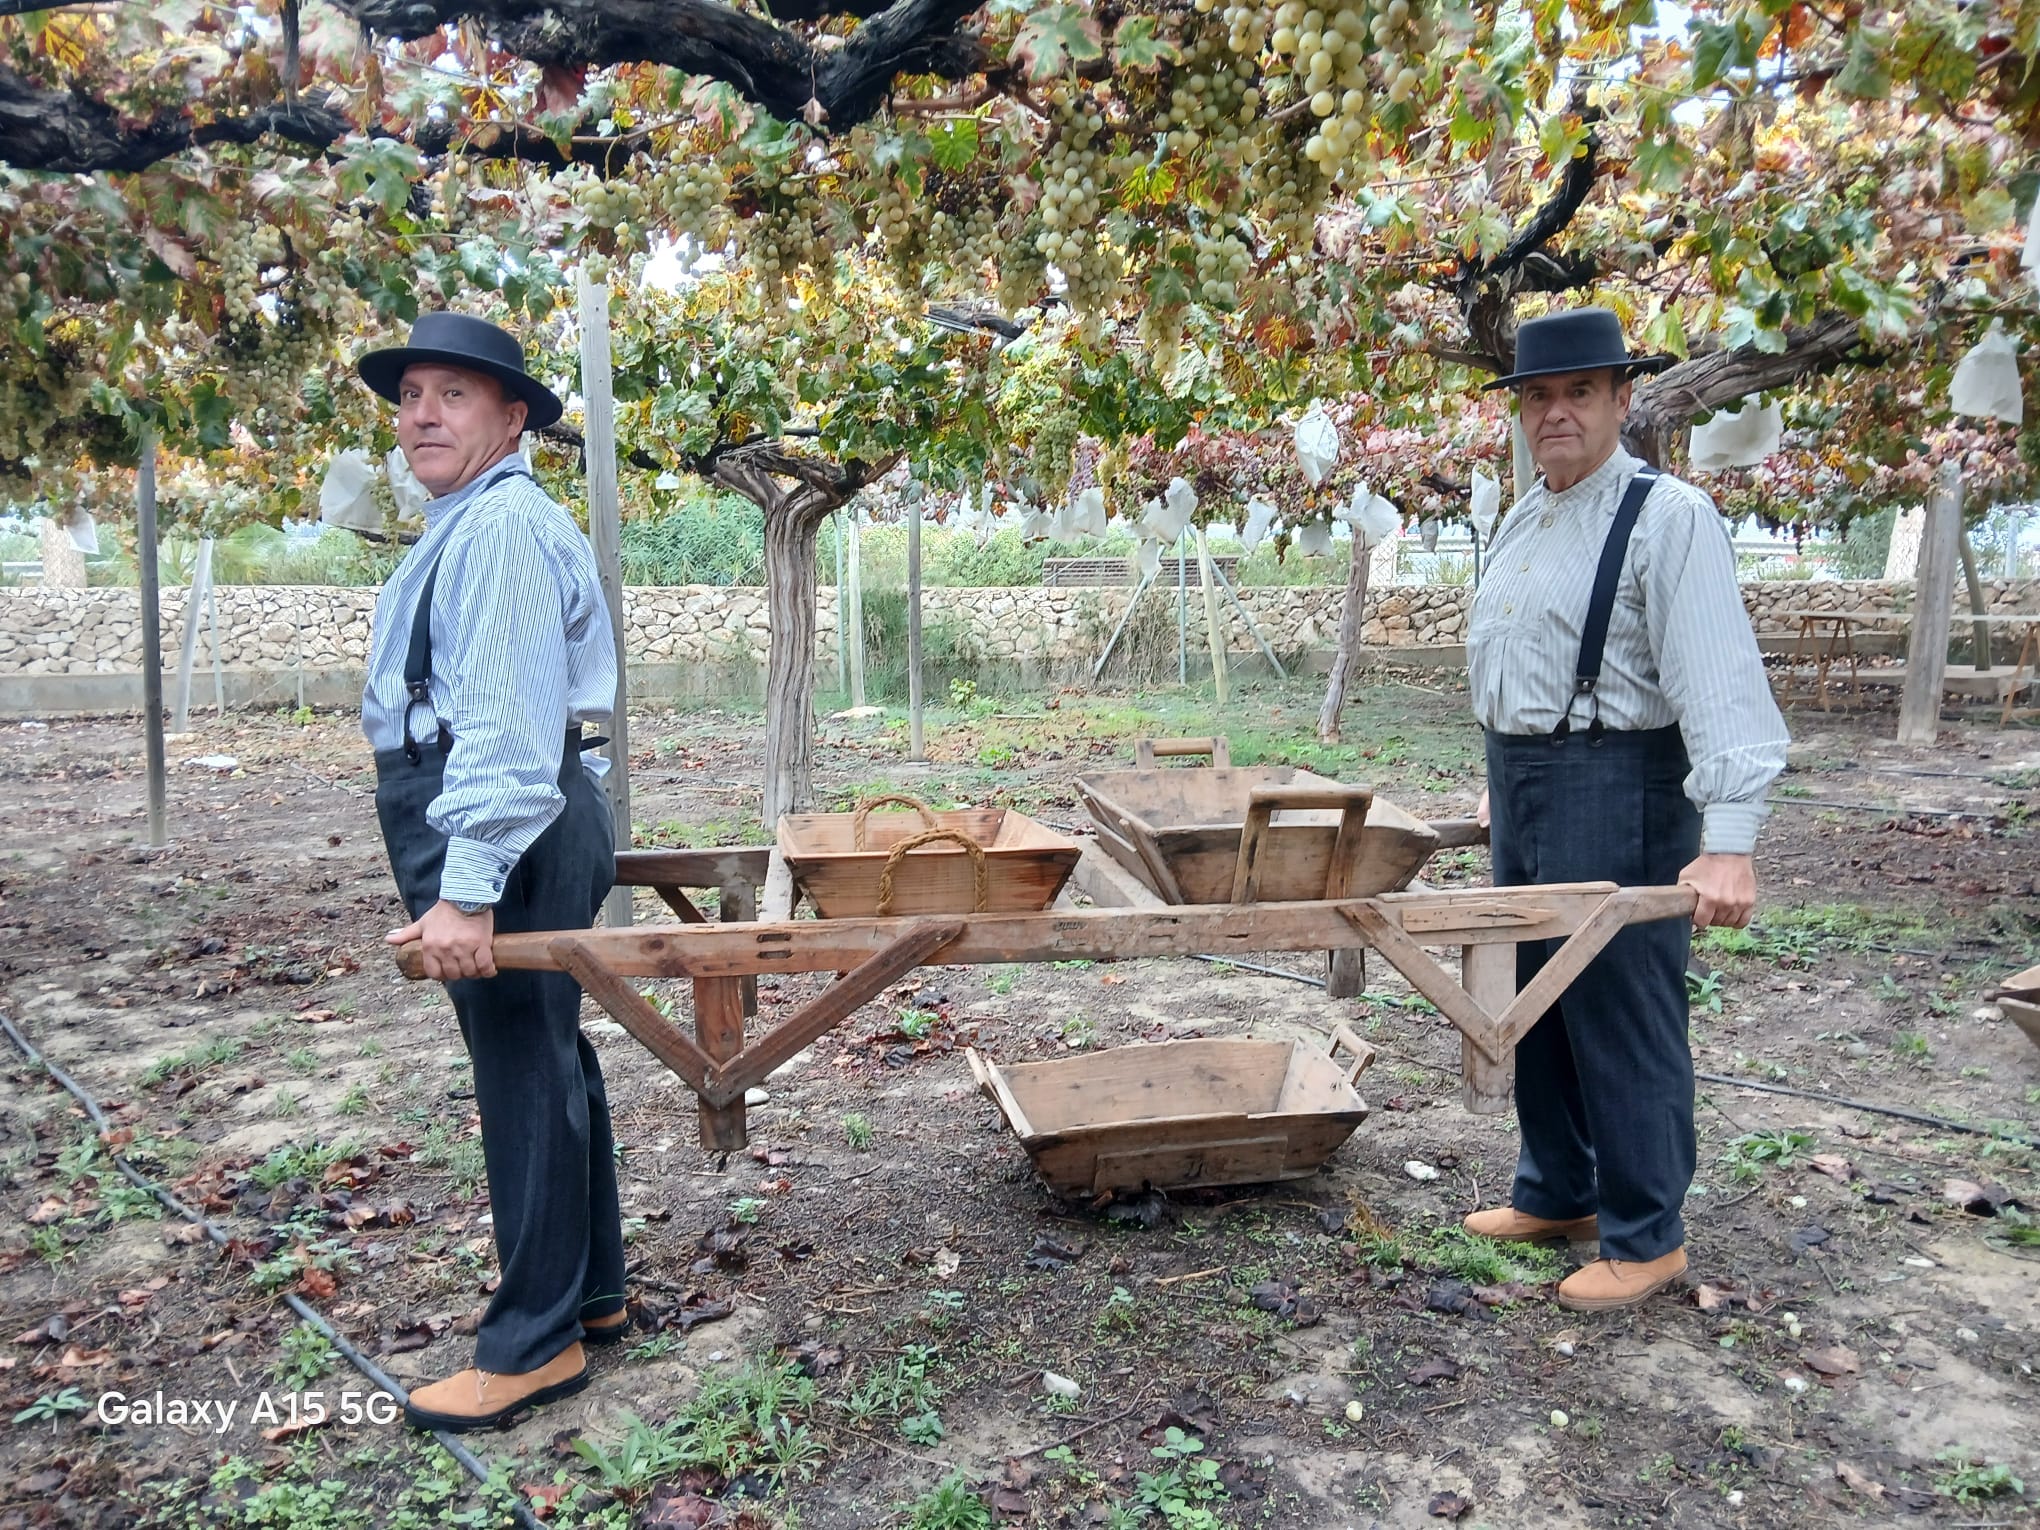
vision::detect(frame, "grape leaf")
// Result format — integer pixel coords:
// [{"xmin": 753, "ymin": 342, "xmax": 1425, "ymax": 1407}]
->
[
  {"xmin": 1013, "ymin": 4, "xmax": 1105, "ymax": 82},
  {"xmin": 1834, "ymin": 26, "xmax": 1892, "ymax": 99},
  {"xmin": 928, "ymin": 119, "xmax": 979, "ymax": 173},
  {"xmin": 1114, "ymin": 15, "xmax": 1179, "ymax": 70}
]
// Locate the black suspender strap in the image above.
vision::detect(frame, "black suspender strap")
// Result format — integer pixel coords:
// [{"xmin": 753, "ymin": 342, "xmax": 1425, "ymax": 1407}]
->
[
  {"xmin": 1554, "ymin": 465, "xmax": 1660, "ymax": 746},
  {"xmin": 400, "ymin": 549, "xmax": 446, "ymax": 766},
  {"xmin": 398, "ymin": 460, "xmax": 533, "ymax": 764}
]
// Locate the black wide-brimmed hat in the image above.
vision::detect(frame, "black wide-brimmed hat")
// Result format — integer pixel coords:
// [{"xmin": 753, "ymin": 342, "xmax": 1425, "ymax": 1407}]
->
[
  {"xmin": 357, "ymin": 312, "xmax": 564, "ymax": 430},
  {"xmin": 1480, "ymin": 308, "xmax": 1673, "ymax": 392}
]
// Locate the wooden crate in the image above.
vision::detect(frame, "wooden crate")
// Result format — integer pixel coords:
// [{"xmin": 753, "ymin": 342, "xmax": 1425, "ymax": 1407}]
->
[
  {"xmin": 1076, "ymin": 757, "xmax": 1439, "ymax": 905},
  {"xmin": 778, "ymin": 799, "xmax": 1080, "ymax": 919},
  {"xmin": 967, "ymin": 1029, "xmax": 1377, "ymax": 1196},
  {"xmin": 1999, "ymin": 964, "xmax": 2040, "ymax": 1051}
]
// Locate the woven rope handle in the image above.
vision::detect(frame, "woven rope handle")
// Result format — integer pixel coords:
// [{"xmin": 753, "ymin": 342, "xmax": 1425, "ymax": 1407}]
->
[
  {"xmin": 875, "ymin": 828, "xmax": 989, "ymax": 917},
  {"xmin": 851, "ymin": 794, "xmax": 937, "ymax": 850}
]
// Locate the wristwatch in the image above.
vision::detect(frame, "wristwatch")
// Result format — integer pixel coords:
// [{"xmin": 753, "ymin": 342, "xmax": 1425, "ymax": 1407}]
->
[{"xmin": 450, "ymin": 899, "xmax": 493, "ymax": 917}]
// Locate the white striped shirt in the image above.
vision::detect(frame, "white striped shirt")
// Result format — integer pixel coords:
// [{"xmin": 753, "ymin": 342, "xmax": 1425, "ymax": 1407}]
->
[
  {"xmin": 1468, "ymin": 448, "xmax": 1788, "ymax": 855},
  {"xmin": 361, "ymin": 451, "xmax": 616, "ymax": 906}
]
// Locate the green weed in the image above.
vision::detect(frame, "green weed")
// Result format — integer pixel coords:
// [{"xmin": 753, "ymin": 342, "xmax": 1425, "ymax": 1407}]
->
[
  {"xmin": 902, "ymin": 1470, "xmax": 992, "ymax": 1530},
  {"xmin": 1719, "ymin": 1129, "xmax": 1815, "ymax": 1181},
  {"xmin": 1686, "ymin": 970, "xmax": 1725, "ymax": 1013},
  {"xmin": 272, "ymin": 1324, "xmax": 336, "ymax": 1390},
  {"xmin": 140, "ymin": 1036, "xmax": 244, "ymax": 1088},
  {"xmin": 843, "ymin": 1113, "xmax": 875, "ymax": 1151},
  {"xmin": 1893, "ymin": 1031, "xmax": 1932, "ymax": 1060},
  {"xmin": 1934, "ymin": 1453, "xmax": 2024, "ymax": 1505},
  {"xmin": 13, "ymin": 1387, "xmax": 88, "ymax": 1425}
]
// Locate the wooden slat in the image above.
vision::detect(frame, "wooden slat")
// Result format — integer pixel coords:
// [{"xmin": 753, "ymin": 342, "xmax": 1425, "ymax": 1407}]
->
[
  {"xmin": 657, "ymin": 887, "xmax": 710, "ymax": 924},
  {"xmin": 1068, "ymin": 838, "xmax": 1167, "ymax": 910},
  {"xmin": 1403, "ymin": 899, "xmax": 1553, "ymax": 934},
  {"xmin": 965, "ymin": 1048, "xmax": 1037, "ymax": 1138},
  {"xmin": 1426, "ymin": 818, "xmax": 1488, "ymax": 850},
  {"xmin": 711, "ymin": 920, "xmax": 963, "ymax": 1098},
  {"xmin": 551, "ymin": 936, "xmax": 717, "ymax": 1102},
  {"xmin": 1487, "ymin": 886, "xmax": 1698, "ymax": 1054},
  {"xmin": 1339, "ymin": 903, "xmax": 1507, "ymax": 1064},
  {"xmin": 693, "ymin": 976, "xmax": 748, "ymax": 1151},
  {"xmin": 761, "ymin": 845, "xmax": 797, "ymax": 923},
  {"xmin": 1458, "ymin": 943, "xmax": 1517, "ymax": 1115},
  {"xmin": 613, "ymin": 848, "xmax": 773, "ymax": 888},
  {"xmin": 721, "ymin": 875, "xmax": 760, "ymax": 1020},
  {"xmin": 391, "ymin": 885, "xmax": 1650, "ymax": 982}
]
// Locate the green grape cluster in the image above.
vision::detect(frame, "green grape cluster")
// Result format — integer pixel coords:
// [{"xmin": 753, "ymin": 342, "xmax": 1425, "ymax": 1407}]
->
[
  {"xmin": 648, "ymin": 159, "xmax": 727, "ymax": 248},
  {"xmin": 1158, "ymin": 24, "xmax": 1261, "ymax": 154},
  {"xmin": 1260, "ymin": 0, "xmax": 1439, "ymax": 181},
  {"xmin": 745, "ymin": 177, "xmax": 832, "ymax": 302},
  {"xmin": 927, "ymin": 202, "xmax": 1000, "ymax": 294},
  {"xmin": 1188, "ymin": 215, "xmax": 1252, "ymax": 308},
  {"xmin": 572, "ymin": 172, "xmax": 651, "ymax": 246},
  {"xmin": 1246, "ymin": 147, "xmax": 1334, "ymax": 252},
  {"xmin": 870, "ymin": 175, "xmax": 928, "ymax": 288},
  {"xmin": 219, "ymin": 239, "xmax": 261, "ymax": 324},
  {"xmin": 1035, "ymin": 92, "xmax": 1124, "ymax": 317},
  {"xmin": 1137, "ymin": 302, "xmax": 1189, "ymax": 382},
  {"xmin": 996, "ymin": 213, "xmax": 1051, "ymax": 312},
  {"xmin": 1212, "ymin": 0, "xmax": 1270, "ymax": 56}
]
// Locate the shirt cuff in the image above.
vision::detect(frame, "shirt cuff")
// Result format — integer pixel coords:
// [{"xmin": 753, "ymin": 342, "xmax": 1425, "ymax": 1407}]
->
[
  {"xmin": 440, "ymin": 836, "xmax": 518, "ymax": 907},
  {"xmin": 1700, "ymin": 801, "xmax": 1768, "ymax": 857}
]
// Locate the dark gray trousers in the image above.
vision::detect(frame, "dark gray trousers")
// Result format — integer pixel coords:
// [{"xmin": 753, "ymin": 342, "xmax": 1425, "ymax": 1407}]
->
[
  {"xmin": 374, "ymin": 738, "xmax": 626, "ymax": 1374},
  {"xmin": 1485, "ymin": 725, "xmax": 1701, "ymax": 1263}
]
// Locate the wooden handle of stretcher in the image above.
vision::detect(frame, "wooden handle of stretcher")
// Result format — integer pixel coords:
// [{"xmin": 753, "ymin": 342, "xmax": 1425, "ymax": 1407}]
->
[
  {"xmin": 1425, "ymin": 817, "xmax": 1489, "ymax": 849},
  {"xmin": 1134, "ymin": 736, "xmax": 1231, "ymax": 768},
  {"xmin": 1232, "ymin": 783, "xmax": 1374, "ymax": 905}
]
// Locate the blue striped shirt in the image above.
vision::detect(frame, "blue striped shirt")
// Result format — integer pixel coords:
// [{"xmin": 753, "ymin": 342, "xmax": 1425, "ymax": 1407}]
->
[{"xmin": 361, "ymin": 451, "xmax": 616, "ymax": 906}]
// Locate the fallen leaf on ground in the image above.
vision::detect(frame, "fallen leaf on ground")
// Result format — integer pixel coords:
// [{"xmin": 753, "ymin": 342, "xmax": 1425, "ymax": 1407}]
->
[
  {"xmin": 1025, "ymin": 1235, "xmax": 1083, "ymax": 1270},
  {"xmin": 56, "ymin": 1346, "xmax": 112, "ymax": 1369},
  {"xmin": 1407, "ymin": 1357, "xmax": 1462, "ymax": 1386},
  {"xmin": 261, "ymin": 1414, "xmax": 331, "ymax": 1443},
  {"xmin": 1801, "ymin": 1345, "xmax": 1860, "ymax": 1377},
  {"xmin": 1249, "ymin": 1278, "xmax": 1322, "ymax": 1326},
  {"xmin": 1694, "ymin": 1283, "xmax": 1730, "ymax": 1311},
  {"xmin": 1942, "ymin": 1178, "xmax": 2012, "ymax": 1216},
  {"xmin": 934, "ymin": 1248, "xmax": 961, "ymax": 1278},
  {"xmin": 991, "ymin": 1486, "xmax": 1029, "ymax": 1515},
  {"xmin": 25, "ymin": 1198, "xmax": 68, "ymax": 1226},
  {"xmin": 672, "ymin": 1296, "xmax": 734, "ymax": 1333},
  {"xmin": 296, "ymin": 1267, "xmax": 338, "ymax": 1300},
  {"xmin": 1834, "ymin": 1460, "xmax": 1885, "ymax": 1500},
  {"xmin": 1428, "ymin": 1490, "xmax": 1474, "ymax": 1519},
  {"xmin": 522, "ymin": 1482, "xmax": 570, "ymax": 1520},
  {"xmin": 1807, "ymin": 1154, "xmax": 1855, "ymax": 1182}
]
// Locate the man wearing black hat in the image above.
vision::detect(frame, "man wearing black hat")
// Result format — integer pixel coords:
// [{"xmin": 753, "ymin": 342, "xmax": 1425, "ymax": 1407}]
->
[
  {"xmin": 1463, "ymin": 309, "xmax": 1788, "ymax": 1311},
  {"xmin": 357, "ymin": 312, "xmax": 629, "ymax": 1428}
]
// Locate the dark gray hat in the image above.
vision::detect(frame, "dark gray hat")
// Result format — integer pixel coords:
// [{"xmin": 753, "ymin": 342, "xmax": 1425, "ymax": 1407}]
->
[
  {"xmin": 357, "ymin": 311, "xmax": 564, "ymax": 429},
  {"xmin": 1481, "ymin": 308, "xmax": 1673, "ymax": 392}
]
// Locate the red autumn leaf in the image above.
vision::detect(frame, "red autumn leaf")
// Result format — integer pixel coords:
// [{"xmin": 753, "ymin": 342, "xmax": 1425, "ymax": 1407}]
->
[
  {"xmin": 536, "ymin": 63, "xmax": 586, "ymax": 116},
  {"xmin": 297, "ymin": 1267, "xmax": 339, "ymax": 1300}
]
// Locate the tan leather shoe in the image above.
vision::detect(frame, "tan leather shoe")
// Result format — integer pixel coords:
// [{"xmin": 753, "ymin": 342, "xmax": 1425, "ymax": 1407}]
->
[
  {"xmin": 1557, "ymin": 1248, "xmax": 1689, "ymax": 1312},
  {"xmin": 581, "ymin": 1309, "xmax": 630, "ymax": 1346},
  {"xmin": 404, "ymin": 1342, "xmax": 589, "ymax": 1432},
  {"xmin": 1463, "ymin": 1206, "xmax": 1600, "ymax": 1244}
]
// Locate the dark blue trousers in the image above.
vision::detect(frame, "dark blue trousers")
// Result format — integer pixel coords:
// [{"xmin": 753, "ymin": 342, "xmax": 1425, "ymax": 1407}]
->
[
  {"xmin": 1485, "ymin": 725, "xmax": 1700, "ymax": 1262},
  {"xmin": 375, "ymin": 739, "xmax": 626, "ymax": 1374}
]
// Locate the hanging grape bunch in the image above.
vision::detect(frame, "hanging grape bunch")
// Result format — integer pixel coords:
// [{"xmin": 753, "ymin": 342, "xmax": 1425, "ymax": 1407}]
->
[
  {"xmin": 922, "ymin": 169, "xmax": 1001, "ymax": 298},
  {"xmin": 647, "ymin": 157, "xmax": 729, "ymax": 251},
  {"xmin": 743, "ymin": 174, "xmax": 833, "ymax": 303},
  {"xmin": 995, "ymin": 208, "xmax": 1052, "ymax": 315},
  {"xmin": 1158, "ymin": 19, "xmax": 1262, "ymax": 161},
  {"xmin": 869, "ymin": 173, "xmax": 929, "ymax": 290},
  {"xmin": 1035, "ymin": 90, "xmax": 1127, "ymax": 332},
  {"xmin": 571, "ymin": 170, "xmax": 653, "ymax": 252},
  {"xmin": 1263, "ymin": 0, "xmax": 1440, "ymax": 183}
]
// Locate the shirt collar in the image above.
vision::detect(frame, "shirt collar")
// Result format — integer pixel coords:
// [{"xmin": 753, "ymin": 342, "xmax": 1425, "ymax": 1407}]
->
[
  {"xmin": 422, "ymin": 448, "xmax": 530, "ymax": 526},
  {"xmin": 1539, "ymin": 446, "xmax": 1638, "ymax": 507}
]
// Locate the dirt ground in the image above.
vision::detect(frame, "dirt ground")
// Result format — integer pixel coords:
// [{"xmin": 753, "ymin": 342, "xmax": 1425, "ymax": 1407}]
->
[{"xmin": 0, "ymin": 673, "xmax": 2035, "ymax": 1530}]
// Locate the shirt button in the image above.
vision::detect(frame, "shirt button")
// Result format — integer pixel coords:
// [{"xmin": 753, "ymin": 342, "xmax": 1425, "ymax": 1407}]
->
[
  {"xmin": 1519, "ymin": 564, "xmax": 1530, "ymax": 573},
  {"xmin": 1539, "ymin": 513, "xmax": 1554, "ymax": 528},
  {"xmin": 1503, "ymin": 603, "xmax": 1514, "ymax": 614}
]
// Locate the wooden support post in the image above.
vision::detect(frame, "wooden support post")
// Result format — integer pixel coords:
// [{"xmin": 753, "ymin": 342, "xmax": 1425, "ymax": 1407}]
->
[
  {"xmin": 1327, "ymin": 947, "xmax": 1365, "ymax": 1000},
  {"xmin": 832, "ymin": 513, "xmax": 848, "ymax": 700},
  {"xmin": 172, "ymin": 536, "xmax": 213, "ymax": 733},
  {"xmin": 693, "ymin": 976, "xmax": 748, "ymax": 1151},
  {"xmin": 136, "ymin": 432, "xmax": 167, "ymax": 848},
  {"xmin": 723, "ymin": 875, "xmax": 759, "ymax": 1020},
  {"xmin": 908, "ymin": 492, "xmax": 925, "ymax": 760},
  {"xmin": 1458, "ymin": 943, "xmax": 1516, "ymax": 1115},
  {"xmin": 578, "ymin": 265, "xmax": 634, "ymax": 928},
  {"xmin": 1196, "ymin": 525, "xmax": 1229, "ymax": 706},
  {"xmin": 1898, "ymin": 463, "xmax": 1963, "ymax": 745},
  {"xmin": 846, "ymin": 503, "xmax": 866, "ymax": 709}
]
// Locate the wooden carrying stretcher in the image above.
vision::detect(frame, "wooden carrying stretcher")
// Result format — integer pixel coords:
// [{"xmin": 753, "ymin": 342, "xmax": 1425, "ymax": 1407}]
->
[{"xmin": 396, "ymin": 848, "xmax": 1697, "ymax": 1152}]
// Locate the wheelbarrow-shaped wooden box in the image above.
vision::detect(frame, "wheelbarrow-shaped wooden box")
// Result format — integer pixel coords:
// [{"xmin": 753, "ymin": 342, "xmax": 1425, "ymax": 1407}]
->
[
  {"xmin": 966, "ymin": 1026, "xmax": 1378, "ymax": 1196},
  {"xmin": 1074, "ymin": 737, "xmax": 1450, "ymax": 907},
  {"xmin": 1999, "ymin": 964, "xmax": 2040, "ymax": 1051},
  {"xmin": 778, "ymin": 795, "xmax": 1081, "ymax": 919}
]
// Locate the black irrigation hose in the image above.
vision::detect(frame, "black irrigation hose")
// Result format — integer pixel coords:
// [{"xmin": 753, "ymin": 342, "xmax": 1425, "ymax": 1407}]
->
[
  {"xmin": 1695, "ymin": 1070, "xmax": 2040, "ymax": 1151},
  {"xmin": 1191, "ymin": 954, "xmax": 1326, "ymax": 987},
  {"xmin": 0, "ymin": 1010, "xmax": 545, "ymax": 1530}
]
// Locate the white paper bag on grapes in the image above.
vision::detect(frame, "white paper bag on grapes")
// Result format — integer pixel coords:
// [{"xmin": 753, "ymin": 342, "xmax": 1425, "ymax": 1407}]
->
[
  {"xmin": 1294, "ymin": 404, "xmax": 1339, "ymax": 487},
  {"xmin": 1018, "ymin": 506, "xmax": 1054, "ymax": 543},
  {"xmin": 1469, "ymin": 469, "xmax": 1501, "ymax": 542},
  {"xmin": 1689, "ymin": 397, "xmax": 1783, "ymax": 470},
  {"xmin": 1336, "ymin": 482, "xmax": 1401, "ymax": 549},
  {"xmin": 1072, "ymin": 485, "xmax": 1108, "ymax": 538},
  {"xmin": 1051, "ymin": 496, "xmax": 1081, "ymax": 541},
  {"xmin": 1950, "ymin": 321, "xmax": 2024, "ymax": 425},
  {"xmin": 2024, "ymin": 194, "xmax": 2040, "ymax": 286},
  {"xmin": 1136, "ymin": 537, "xmax": 1164, "ymax": 580},
  {"xmin": 1134, "ymin": 477, "xmax": 1195, "ymax": 543},
  {"xmin": 1295, "ymin": 521, "xmax": 1334, "ymax": 558},
  {"xmin": 319, "ymin": 449, "xmax": 381, "ymax": 533},
  {"xmin": 1241, "ymin": 495, "xmax": 1280, "ymax": 554},
  {"xmin": 385, "ymin": 446, "xmax": 429, "ymax": 521}
]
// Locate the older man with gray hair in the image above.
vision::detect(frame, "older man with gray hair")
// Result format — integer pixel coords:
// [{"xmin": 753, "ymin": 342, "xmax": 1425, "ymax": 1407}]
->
[{"xmin": 1464, "ymin": 309, "xmax": 1789, "ymax": 1312}]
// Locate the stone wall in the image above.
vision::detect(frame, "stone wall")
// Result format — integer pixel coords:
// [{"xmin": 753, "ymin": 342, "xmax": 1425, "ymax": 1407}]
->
[{"xmin": 2, "ymin": 578, "xmax": 2035, "ymax": 678}]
